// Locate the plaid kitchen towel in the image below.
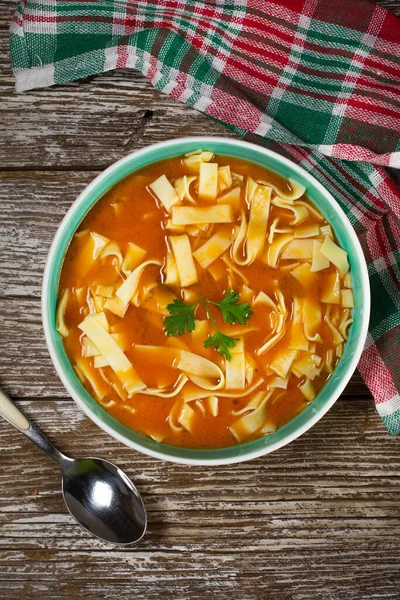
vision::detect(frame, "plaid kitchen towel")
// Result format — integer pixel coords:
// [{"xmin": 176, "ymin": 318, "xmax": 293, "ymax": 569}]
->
[{"xmin": 9, "ymin": 0, "xmax": 400, "ymax": 433}]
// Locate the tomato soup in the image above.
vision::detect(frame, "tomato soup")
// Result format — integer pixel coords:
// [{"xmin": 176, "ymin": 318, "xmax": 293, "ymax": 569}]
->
[{"xmin": 57, "ymin": 151, "xmax": 354, "ymax": 448}]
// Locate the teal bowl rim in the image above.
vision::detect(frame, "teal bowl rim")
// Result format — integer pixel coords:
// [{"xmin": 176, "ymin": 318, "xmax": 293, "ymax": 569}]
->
[{"xmin": 42, "ymin": 137, "xmax": 370, "ymax": 465}]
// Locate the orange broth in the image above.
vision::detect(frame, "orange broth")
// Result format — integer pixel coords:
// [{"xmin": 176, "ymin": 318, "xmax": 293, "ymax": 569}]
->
[{"xmin": 58, "ymin": 154, "xmax": 352, "ymax": 448}]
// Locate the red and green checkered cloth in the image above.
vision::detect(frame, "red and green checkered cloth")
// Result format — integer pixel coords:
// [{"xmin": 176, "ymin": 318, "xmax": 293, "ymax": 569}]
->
[{"xmin": 10, "ymin": 0, "xmax": 400, "ymax": 433}]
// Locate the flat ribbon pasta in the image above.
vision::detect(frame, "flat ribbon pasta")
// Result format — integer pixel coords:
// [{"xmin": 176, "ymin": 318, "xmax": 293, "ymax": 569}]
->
[
  {"xmin": 182, "ymin": 377, "xmax": 264, "ymax": 402},
  {"xmin": 134, "ymin": 345, "xmax": 225, "ymax": 391},
  {"xmin": 229, "ymin": 390, "xmax": 275, "ymax": 442},
  {"xmin": 116, "ymin": 259, "xmax": 162, "ymax": 307},
  {"xmin": 140, "ymin": 374, "xmax": 189, "ymax": 397},
  {"xmin": 257, "ymin": 177, "xmax": 305, "ymax": 203},
  {"xmin": 78, "ymin": 313, "xmax": 145, "ymax": 396},
  {"xmin": 232, "ymin": 179, "xmax": 272, "ymax": 265}
]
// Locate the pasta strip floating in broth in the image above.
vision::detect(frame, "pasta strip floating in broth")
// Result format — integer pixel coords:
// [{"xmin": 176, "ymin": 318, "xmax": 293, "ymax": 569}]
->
[
  {"xmin": 263, "ymin": 233, "xmax": 293, "ymax": 268},
  {"xmin": 281, "ymin": 238, "xmax": 314, "ymax": 260},
  {"xmin": 193, "ymin": 226, "xmax": 235, "ymax": 269},
  {"xmin": 100, "ymin": 241, "xmax": 123, "ymax": 268},
  {"xmin": 270, "ymin": 349, "xmax": 298, "ymax": 379},
  {"xmin": 299, "ymin": 378, "xmax": 316, "ymax": 401},
  {"xmin": 289, "ymin": 297, "xmax": 309, "ymax": 351},
  {"xmin": 75, "ymin": 357, "xmax": 110, "ymax": 401},
  {"xmin": 168, "ymin": 235, "xmax": 198, "ymax": 287},
  {"xmin": 116, "ymin": 259, "xmax": 162, "ymax": 306},
  {"xmin": 177, "ymin": 350, "xmax": 225, "ymax": 390},
  {"xmin": 183, "ymin": 150, "xmax": 214, "ymax": 171},
  {"xmin": 246, "ymin": 183, "xmax": 272, "ymax": 263},
  {"xmin": 178, "ymin": 403, "xmax": 196, "ymax": 432},
  {"xmin": 164, "ymin": 251, "xmax": 179, "ymax": 286},
  {"xmin": 140, "ymin": 374, "xmax": 189, "ymax": 398},
  {"xmin": 303, "ymin": 297, "xmax": 322, "ymax": 343},
  {"xmin": 311, "ymin": 240, "xmax": 330, "ymax": 272},
  {"xmin": 73, "ymin": 231, "xmax": 109, "ymax": 278},
  {"xmin": 172, "ymin": 205, "xmax": 233, "ymax": 225},
  {"xmin": 259, "ymin": 177, "xmax": 305, "ymax": 203},
  {"xmin": 134, "ymin": 345, "xmax": 224, "ymax": 391},
  {"xmin": 324, "ymin": 305, "xmax": 345, "ymax": 345},
  {"xmin": 291, "ymin": 353, "xmax": 322, "ymax": 380},
  {"xmin": 272, "ymin": 198, "xmax": 308, "ymax": 225},
  {"xmin": 231, "ymin": 180, "xmax": 271, "ymax": 265},
  {"xmin": 229, "ymin": 391, "xmax": 274, "ymax": 442},
  {"xmin": 290, "ymin": 262, "xmax": 318, "ymax": 287},
  {"xmin": 174, "ymin": 175, "xmax": 197, "ymax": 203},
  {"xmin": 56, "ymin": 289, "xmax": 69, "ymax": 338},
  {"xmin": 78, "ymin": 313, "xmax": 145, "ymax": 396},
  {"xmin": 218, "ymin": 165, "xmax": 232, "ymax": 193},
  {"xmin": 182, "ymin": 377, "xmax": 264, "ymax": 403},
  {"xmin": 320, "ymin": 236, "xmax": 349, "ymax": 275},
  {"xmin": 225, "ymin": 339, "xmax": 246, "ymax": 390},
  {"xmin": 122, "ymin": 242, "xmax": 146, "ymax": 275},
  {"xmin": 321, "ymin": 270, "xmax": 341, "ymax": 304},
  {"xmin": 341, "ymin": 289, "xmax": 354, "ymax": 308},
  {"xmin": 198, "ymin": 162, "xmax": 218, "ymax": 201},
  {"xmin": 149, "ymin": 174, "xmax": 181, "ymax": 212},
  {"xmin": 217, "ymin": 186, "xmax": 241, "ymax": 209}
]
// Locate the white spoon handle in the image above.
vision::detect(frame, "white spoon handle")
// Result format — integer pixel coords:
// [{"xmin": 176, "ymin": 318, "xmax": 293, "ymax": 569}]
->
[
  {"xmin": 0, "ymin": 387, "xmax": 72, "ymax": 469},
  {"xmin": 0, "ymin": 388, "xmax": 30, "ymax": 430}
]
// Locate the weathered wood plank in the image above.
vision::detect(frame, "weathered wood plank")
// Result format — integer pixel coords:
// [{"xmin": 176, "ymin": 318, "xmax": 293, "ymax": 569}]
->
[
  {"xmin": 0, "ymin": 400, "xmax": 399, "ymax": 598},
  {"xmin": 0, "ymin": 297, "xmax": 62, "ymax": 398},
  {"xmin": 1, "ymin": 400, "xmax": 398, "ymax": 515},
  {"xmin": 379, "ymin": 0, "xmax": 400, "ymax": 11},
  {"xmin": 0, "ymin": 171, "xmax": 94, "ymax": 297},
  {"xmin": 1, "ymin": 580, "xmax": 399, "ymax": 600},
  {"xmin": 0, "ymin": 33, "xmax": 231, "ymax": 170},
  {"xmin": 0, "ymin": 295, "xmax": 372, "ymax": 398},
  {"xmin": 0, "ymin": 546, "xmax": 399, "ymax": 589},
  {"xmin": 0, "ymin": 0, "xmax": 399, "ymax": 173}
]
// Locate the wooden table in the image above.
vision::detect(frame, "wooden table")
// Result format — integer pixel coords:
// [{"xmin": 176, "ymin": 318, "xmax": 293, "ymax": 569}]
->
[{"xmin": 1, "ymin": 2, "xmax": 400, "ymax": 598}]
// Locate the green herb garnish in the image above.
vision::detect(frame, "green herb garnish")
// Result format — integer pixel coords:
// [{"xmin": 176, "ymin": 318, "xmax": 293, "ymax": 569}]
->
[
  {"xmin": 203, "ymin": 331, "xmax": 239, "ymax": 362},
  {"xmin": 209, "ymin": 288, "xmax": 252, "ymax": 325},
  {"xmin": 163, "ymin": 298, "xmax": 197, "ymax": 337},
  {"xmin": 164, "ymin": 289, "xmax": 253, "ymax": 360}
]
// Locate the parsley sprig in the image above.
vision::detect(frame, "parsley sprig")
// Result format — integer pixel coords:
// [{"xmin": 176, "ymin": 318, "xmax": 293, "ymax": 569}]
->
[
  {"xmin": 164, "ymin": 289, "xmax": 253, "ymax": 361},
  {"xmin": 208, "ymin": 289, "xmax": 250, "ymax": 325},
  {"xmin": 203, "ymin": 331, "xmax": 239, "ymax": 361},
  {"xmin": 163, "ymin": 298, "xmax": 197, "ymax": 337}
]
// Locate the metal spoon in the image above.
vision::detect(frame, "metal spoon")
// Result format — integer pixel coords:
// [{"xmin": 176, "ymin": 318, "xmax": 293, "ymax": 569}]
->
[{"xmin": 0, "ymin": 388, "xmax": 147, "ymax": 544}]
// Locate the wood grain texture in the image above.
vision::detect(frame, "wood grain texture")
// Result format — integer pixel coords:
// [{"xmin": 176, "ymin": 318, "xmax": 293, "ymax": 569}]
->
[
  {"xmin": 1, "ymin": 401, "xmax": 400, "ymax": 600},
  {"xmin": 0, "ymin": 32, "xmax": 230, "ymax": 170},
  {"xmin": 1, "ymin": 1, "xmax": 399, "ymax": 599}
]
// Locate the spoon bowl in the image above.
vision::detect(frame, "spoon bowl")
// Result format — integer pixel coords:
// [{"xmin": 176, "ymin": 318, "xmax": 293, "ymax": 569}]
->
[{"xmin": 62, "ymin": 457, "xmax": 147, "ymax": 544}]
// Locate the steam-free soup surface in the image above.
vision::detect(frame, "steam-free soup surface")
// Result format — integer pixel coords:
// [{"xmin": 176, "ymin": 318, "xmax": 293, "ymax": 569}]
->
[{"xmin": 58, "ymin": 152, "xmax": 353, "ymax": 448}]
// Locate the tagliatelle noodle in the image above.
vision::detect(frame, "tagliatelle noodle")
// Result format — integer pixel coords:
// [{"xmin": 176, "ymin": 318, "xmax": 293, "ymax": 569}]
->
[
  {"xmin": 56, "ymin": 289, "xmax": 69, "ymax": 338},
  {"xmin": 229, "ymin": 391, "xmax": 274, "ymax": 442},
  {"xmin": 78, "ymin": 314, "xmax": 146, "ymax": 396},
  {"xmin": 172, "ymin": 204, "xmax": 233, "ymax": 225},
  {"xmin": 149, "ymin": 174, "xmax": 181, "ymax": 212},
  {"xmin": 193, "ymin": 226, "xmax": 235, "ymax": 269},
  {"xmin": 116, "ymin": 259, "xmax": 162, "ymax": 308}
]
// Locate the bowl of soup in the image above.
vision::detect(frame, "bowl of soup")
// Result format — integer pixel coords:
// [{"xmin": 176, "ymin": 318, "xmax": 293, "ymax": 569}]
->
[{"xmin": 42, "ymin": 137, "xmax": 370, "ymax": 465}]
